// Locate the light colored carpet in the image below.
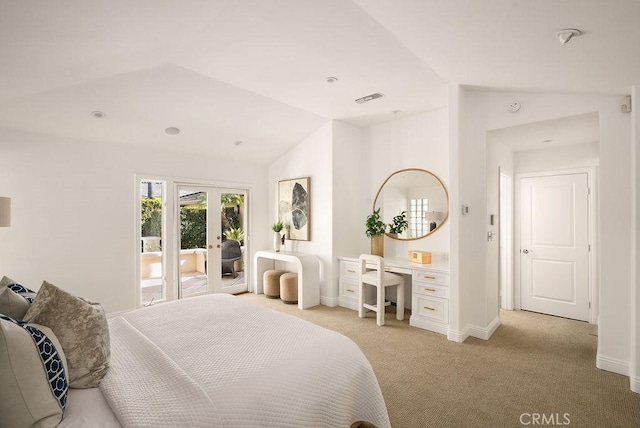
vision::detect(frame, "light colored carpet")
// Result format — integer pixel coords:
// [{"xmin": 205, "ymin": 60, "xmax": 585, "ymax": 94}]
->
[{"xmin": 238, "ymin": 292, "xmax": 639, "ymax": 428}]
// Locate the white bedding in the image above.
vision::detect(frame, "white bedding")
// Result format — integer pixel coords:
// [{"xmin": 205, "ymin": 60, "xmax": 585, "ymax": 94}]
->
[{"xmin": 99, "ymin": 294, "xmax": 390, "ymax": 427}]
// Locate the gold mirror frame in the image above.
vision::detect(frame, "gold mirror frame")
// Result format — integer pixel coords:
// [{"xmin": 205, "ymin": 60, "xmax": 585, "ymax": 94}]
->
[{"xmin": 373, "ymin": 168, "xmax": 449, "ymax": 241}]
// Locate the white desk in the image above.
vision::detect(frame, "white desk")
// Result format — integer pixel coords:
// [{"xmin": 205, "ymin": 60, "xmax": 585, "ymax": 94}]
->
[
  {"xmin": 253, "ymin": 250, "xmax": 320, "ymax": 309},
  {"xmin": 338, "ymin": 256, "xmax": 450, "ymax": 334}
]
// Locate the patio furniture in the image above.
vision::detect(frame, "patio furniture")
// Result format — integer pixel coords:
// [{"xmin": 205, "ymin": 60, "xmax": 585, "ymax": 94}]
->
[{"xmin": 221, "ymin": 240, "xmax": 242, "ymax": 278}]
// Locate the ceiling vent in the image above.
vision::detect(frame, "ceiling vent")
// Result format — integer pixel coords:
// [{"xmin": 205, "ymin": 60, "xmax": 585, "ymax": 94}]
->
[{"xmin": 355, "ymin": 92, "xmax": 384, "ymax": 104}]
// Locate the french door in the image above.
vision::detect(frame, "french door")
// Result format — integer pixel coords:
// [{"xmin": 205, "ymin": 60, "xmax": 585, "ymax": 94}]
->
[{"xmin": 176, "ymin": 184, "xmax": 248, "ymax": 298}]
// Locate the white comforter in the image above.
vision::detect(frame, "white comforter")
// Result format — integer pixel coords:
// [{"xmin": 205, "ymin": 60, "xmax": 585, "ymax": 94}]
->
[{"xmin": 100, "ymin": 294, "xmax": 390, "ymax": 427}]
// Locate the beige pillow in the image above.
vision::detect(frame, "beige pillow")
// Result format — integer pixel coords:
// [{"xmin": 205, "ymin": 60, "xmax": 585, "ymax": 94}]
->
[
  {"xmin": 0, "ymin": 286, "xmax": 30, "ymax": 320},
  {"xmin": 23, "ymin": 281, "xmax": 110, "ymax": 388},
  {"xmin": 0, "ymin": 275, "xmax": 37, "ymax": 303},
  {"xmin": 0, "ymin": 316, "xmax": 69, "ymax": 428}
]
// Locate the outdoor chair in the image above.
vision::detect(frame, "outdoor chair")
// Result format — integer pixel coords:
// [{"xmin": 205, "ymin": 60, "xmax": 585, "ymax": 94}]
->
[{"xmin": 221, "ymin": 239, "xmax": 242, "ymax": 278}]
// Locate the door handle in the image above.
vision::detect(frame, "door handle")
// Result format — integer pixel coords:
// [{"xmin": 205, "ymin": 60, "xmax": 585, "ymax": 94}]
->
[{"xmin": 522, "ymin": 249, "xmax": 531, "ymax": 254}]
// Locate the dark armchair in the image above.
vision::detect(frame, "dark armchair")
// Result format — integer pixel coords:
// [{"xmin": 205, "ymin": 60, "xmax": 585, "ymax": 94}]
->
[{"xmin": 221, "ymin": 240, "xmax": 242, "ymax": 278}]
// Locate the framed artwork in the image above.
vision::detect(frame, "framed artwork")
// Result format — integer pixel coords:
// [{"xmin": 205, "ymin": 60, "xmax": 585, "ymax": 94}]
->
[{"xmin": 278, "ymin": 177, "xmax": 310, "ymax": 241}]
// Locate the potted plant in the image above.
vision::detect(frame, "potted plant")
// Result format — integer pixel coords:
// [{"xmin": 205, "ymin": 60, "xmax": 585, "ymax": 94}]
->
[
  {"xmin": 388, "ymin": 211, "xmax": 408, "ymax": 238},
  {"xmin": 224, "ymin": 227, "xmax": 244, "ymax": 243},
  {"xmin": 365, "ymin": 208, "xmax": 387, "ymax": 257},
  {"xmin": 272, "ymin": 221, "xmax": 284, "ymax": 252}
]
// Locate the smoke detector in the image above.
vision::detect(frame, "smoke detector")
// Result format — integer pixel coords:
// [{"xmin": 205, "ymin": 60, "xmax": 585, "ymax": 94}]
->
[
  {"xmin": 556, "ymin": 29, "xmax": 581, "ymax": 45},
  {"xmin": 507, "ymin": 102, "xmax": 521, "ymax": 113}
]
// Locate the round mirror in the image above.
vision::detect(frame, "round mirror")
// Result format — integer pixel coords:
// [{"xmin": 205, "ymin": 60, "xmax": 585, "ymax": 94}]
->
[{"xmin": 373, "ymin": 168, "xmax": 449, "ymax": 240}]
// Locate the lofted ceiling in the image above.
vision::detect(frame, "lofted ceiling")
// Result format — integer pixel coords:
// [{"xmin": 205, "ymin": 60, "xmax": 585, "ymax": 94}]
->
[{"xmin": 0, "ymin": 0, "xmax": 638, "ymax": 164}]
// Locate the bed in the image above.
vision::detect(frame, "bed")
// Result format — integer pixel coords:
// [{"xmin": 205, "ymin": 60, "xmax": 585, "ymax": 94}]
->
[{"xmin": 60, "ymin": 294, "xmax": 390, "ymax": 427}]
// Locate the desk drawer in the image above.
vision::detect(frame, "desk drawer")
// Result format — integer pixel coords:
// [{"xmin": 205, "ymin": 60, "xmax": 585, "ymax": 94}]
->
[
  {"xmin": 340, "ymin": 261, "xmax": 360, "ymax": 281},
  {"xmin": 412, "ymin": 282, "xmax": 449, "ymax": 299},
  {"xmin": 412, "ymin": 270, "xmax": 448, "ymax": 286},
  {"xmin": 412, "ymin": 295, "xmax": 449, "ymax": 324},
  {"xmin": 339, "ymin": 279, "xmax": 359, "ymax": 299}
]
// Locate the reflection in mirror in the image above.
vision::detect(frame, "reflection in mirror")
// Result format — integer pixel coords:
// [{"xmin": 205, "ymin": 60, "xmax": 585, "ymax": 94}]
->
[{"xmin": 373, "ymin": 168, "xmax": 449, "ymax": 240}]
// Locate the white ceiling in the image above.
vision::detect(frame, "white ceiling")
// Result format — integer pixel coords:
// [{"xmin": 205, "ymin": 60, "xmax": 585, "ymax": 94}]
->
[
  {"xmin": 0, "ymin": 0, "xmax": 637, "ymax": 164},
  {"xmin": 489, "ymin": 112, "xmax": 599, "ymax": 152}
]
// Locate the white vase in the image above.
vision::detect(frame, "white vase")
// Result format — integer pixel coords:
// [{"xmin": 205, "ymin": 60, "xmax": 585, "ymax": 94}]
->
[{"xmin": 273, "ymin": 232, "xmax": 281, "ymax": 252}]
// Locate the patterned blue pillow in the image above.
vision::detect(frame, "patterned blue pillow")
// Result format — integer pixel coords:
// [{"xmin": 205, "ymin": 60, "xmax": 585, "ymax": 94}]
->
[
  {"xmin": 7, "ymin": 283, "xmax": 36, "ymax": 303},
  {"xmin": 0, "ymin": 315, "xmax": 69, "ymax": 426}
]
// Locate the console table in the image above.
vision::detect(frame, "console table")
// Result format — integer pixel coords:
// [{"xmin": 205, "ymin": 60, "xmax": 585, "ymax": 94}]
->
[
  {"xmin": 253, "ymin": 250, "xmax": 320, "ymax": 309},
  {"xmin": 338, "ymin": 256, "xmax": 450, "ymax": 335}
]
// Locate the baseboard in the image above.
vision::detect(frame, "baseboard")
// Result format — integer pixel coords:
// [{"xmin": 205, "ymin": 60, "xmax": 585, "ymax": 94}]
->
[
  {"xmin": 447, "ymin": 326, "xmax": 469, "ymax": 343},
  {"xmin": 468, "ymin": 315, "xmax": 501, "ymax": 340},
  {"xmin": 320, "ymin": 296, "xmax": 338, "ymax": 307},
  {"xmin": 596, "ymin": 354, "xmax": 629, "ymax": 376},
  {"xmin": 631, "ymin": 375, "xmax": 640, "ymax": 393},
  {"xmin": 410, "ymin": 316, "xmax": 449, "ymax": 335},
  {"xmin": 448, "ymin": 316, "xmax": 501, "ymax": 343}
]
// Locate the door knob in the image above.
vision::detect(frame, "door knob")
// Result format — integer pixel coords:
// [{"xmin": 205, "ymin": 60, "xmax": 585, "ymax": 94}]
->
[{"xmin": 522, "ymin": 249, "xmax": 530, "ymax": 254}]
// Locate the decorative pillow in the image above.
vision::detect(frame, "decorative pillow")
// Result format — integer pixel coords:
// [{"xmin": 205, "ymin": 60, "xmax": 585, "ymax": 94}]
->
[
  {"xmin": 23, "ymin": 281, "xmax": 110, "ymax": 389},
  {"xmin": 0, "ymin": 315, "xmax": 68, "ymax": 428},
  {"xmin": 0, "ymin": 285, "xmax": 30, "ymax": 320},
  {"xmin": 0, "ymin": 276, "xmax": 37, "ymax": 303}
]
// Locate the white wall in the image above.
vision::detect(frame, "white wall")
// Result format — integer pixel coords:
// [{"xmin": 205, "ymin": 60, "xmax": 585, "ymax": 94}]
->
[
  {"xmin": 332, "ymin": 121, "xmax": 368, "ymax": 305},
  {"xmin": 486, "ymin": 134, "xmax": 514, "ymax": 318},
  {"xmin": 268, "ymin": 122, "xmax": 334, "ymax": 303},
  {"xmin": 631, "ymin": 85, "xmax": 639, "ymax": 393},
  {"xmin": 455, "ymin": 89, "xmax": 633, "ymax": 375},
  {"xmin": 0, "ymin": 128, "xmax": 269, "ymax": 313}
]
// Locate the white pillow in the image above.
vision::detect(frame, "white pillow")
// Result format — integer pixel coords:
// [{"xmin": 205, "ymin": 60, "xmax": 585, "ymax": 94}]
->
[{"xmin": 0, "ymin": 315, "xmax": 69, "ymax": 428}]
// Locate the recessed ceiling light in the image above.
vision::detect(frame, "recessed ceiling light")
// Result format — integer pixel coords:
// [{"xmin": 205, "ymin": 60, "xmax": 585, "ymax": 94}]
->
[
  {"xmin": 325, "ymin": 76, "xmax": 338, "ymax": 84},
  {"xmin": 233, "ymin": 140, "xmax": 242, "ymax": 146},
  {"xmin": 91, "ymin": 111, "xmax": 106, "ymax": 119},
  {"xmin": 556, "ymin": 28, "xmax": 581, "ymax": 45},
  {"xmin": 164, "ymin": 127, "xmax": 180, "ymax": 135}
]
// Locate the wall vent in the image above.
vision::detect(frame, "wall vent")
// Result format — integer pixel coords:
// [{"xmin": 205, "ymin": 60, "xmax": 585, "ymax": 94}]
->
[{"xmin": 355, "ymin": 92, "xmax": 384, "ymax": 104}]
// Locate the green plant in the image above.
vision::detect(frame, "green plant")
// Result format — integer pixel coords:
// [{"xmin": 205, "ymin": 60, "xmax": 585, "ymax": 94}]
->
[
  {"xmin": 180, "ymin": 205, "xmax": 206, "ymax": 249},
  {"xmin": 365, "ymin": 208, "xmax": 387, "ymax": 237},
  {"xmin": 141, "ymin": 197, "xmax": 162, "ymax": 238},
  {"xmin": 224, "ymin": 227, "xmax": 244, "ymax": 242},
  {"xmin": 272, "ymin": 221, "xmax": 284, "ymax": 233},
  {"xmin": 389, "ymin": 211, "xmax": 408, "ymax": 234}
]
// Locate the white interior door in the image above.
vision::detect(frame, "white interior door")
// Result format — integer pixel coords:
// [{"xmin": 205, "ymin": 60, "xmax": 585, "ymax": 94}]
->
[{"xmin": 520, "ymin": 173, "xmax": 590, "ymax": 321}]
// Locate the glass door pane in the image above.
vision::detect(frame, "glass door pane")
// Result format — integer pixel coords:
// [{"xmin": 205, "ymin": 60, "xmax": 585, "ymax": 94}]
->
[
  {"xmin": 218, "ymin": 189, "xmax": 247, "ymax": 294},
  {"xmin": 178, "ymin": 186, "xmax": 213, "ymax": 299},
  {"xmin": 140, "ymin": 180, "xmax": 165, "ymax": 306}
]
